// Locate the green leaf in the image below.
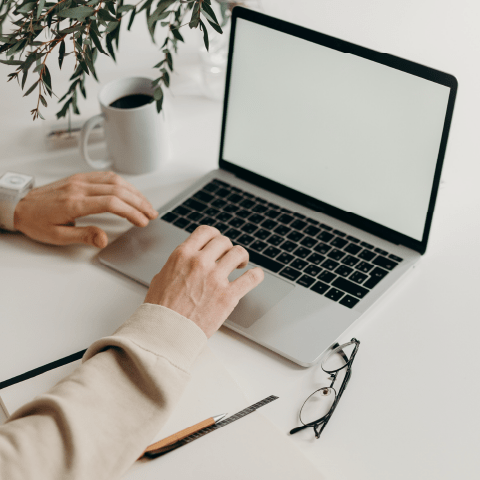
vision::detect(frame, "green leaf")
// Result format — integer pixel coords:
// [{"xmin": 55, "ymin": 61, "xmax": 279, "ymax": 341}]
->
[
  {"xmin": 153, "ymin": 59, "xmax": 165, "ymax": 68},
  {"xmin": 127, "ymin": 7, "xmax": 136, "ymax": 31},
  {"xmin": 37, "ymin": 111, "xmax": 45, "ymax": 120},
  {"xmin": 105, "ymin": 21, "xmax": 119, "ymax": 34},
  {"xmin": 118, "ymin": 5, "xmax": 135, "ymax": 13},
  {"xmin": 201, "ymin": 8, "xmax": 223, "ymax": 35},
  {"xmin": 156, "ymin": 96, "xmax": 163, "ymax": 113},
  {"xmin": 200, "ymin": 20, "xmax": 209, "ymax": 51},
  {"xmin": 56, "ymin": 100, "xmax": 71, "ymax": 119},
  {"xmin": 36, "ymin": 0, "xmax": 45, "ymax": 19},
  {"xmin": 106, "ymin": 2, "xmax": 115, "ymax": 15},
  {"xmin": 23, "ymin": 81, "xmax": 38, "ymax": 97},
  {"xmin": 16, "ymin": 2, "xmax": 35, "ymax": 14},
  {"xmin": 58, "ymin": 6, "xmax": 94, "ymax": 20},
  {"xmin": 90, "ymin": 29, "xmax": 106, "ymax": 54},
  {"xmin": 39, "ymin": 94, "xmax": 47, "ymax": 108},
  {"xmin": 79, "ymin": 60, "xmax": 89, "ymax": 75},
  {"xmin": 166, "ymin": 51, "xmax": 173, "ymax": 70},
  {"xmin": 98, "ymin": 9, "xmax": 117, "ymax": 22},
  {"xmin": 0, "ymin": 59, "xmax": 23, "ymax": 65},
  {"xmin": 153, "ymin": 86, "xmax": 163, "ymax": 101},
  {"xmin": 201, "ymin": 2, "xmax": 221, "ymax": 27},
  {"xmin": 21, "ymin": 68, "xmax": 28, "ymax": 89},
  {"xmin": 171, "ymin": 26, "xmax": 184, "ymax": 42},
  {"xmin": 33, "ymin": 63, "xmax": 43, "ymax": 73},
  {"xmin": 87, "ymin": 0, "xmax": 101, "ymax": 5},
  {"xmin": 105, "ymin": 33, "xmax": 116, "ymax": 62},
  {"xmin": 42, "ymin": 65, "xmax": 52, "ymax": 96},
  {"xmin": 58, "ymin": 24, "xmax": 85, "ymax": 35},
  {"xmin": 189, "ymin": 1, "xmax": 200, "ymax": 28},
  {"xmin": 58, "ymin": 40, "xmax": 66, "ymax": 69},
  {"xmin": 163, "ymin": 71, "xmax": 170, "ymax": 87}
]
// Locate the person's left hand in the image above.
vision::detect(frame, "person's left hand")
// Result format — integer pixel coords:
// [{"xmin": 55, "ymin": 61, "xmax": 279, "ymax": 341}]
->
[{"xmin": 14, "ymin": 171, "xmax": 158, "ymax": 248}]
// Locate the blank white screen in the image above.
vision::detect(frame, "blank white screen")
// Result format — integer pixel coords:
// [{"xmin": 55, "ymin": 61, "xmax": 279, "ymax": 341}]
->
[{"xmin": 223, "ymin": 19, "xmax": 451, "ymax": 241}]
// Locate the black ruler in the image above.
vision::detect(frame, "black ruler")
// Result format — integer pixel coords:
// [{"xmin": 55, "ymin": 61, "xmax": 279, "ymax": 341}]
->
[{"xmin": 144, "ymin": 395, "xmax": 279, "ymax": 458}]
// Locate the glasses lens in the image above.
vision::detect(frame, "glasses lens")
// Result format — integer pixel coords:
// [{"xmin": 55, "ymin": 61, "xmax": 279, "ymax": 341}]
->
[
  {"xmin": 321, "ymin": 340, "xmax": 357, "ymax": 373},
  {"xmin": 300, "ymin": 387, "xmax": 336, "ymax": 425}
]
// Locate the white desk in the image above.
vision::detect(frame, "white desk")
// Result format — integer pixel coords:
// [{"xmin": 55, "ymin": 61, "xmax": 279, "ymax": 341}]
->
[{"xmin": 1, "ymin": 1, "xmax": 480, "ymax": 479}]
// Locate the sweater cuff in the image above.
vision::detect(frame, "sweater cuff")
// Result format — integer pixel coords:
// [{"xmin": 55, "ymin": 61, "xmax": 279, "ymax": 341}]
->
[{"xmin": 84, "ymin": 304, "xmax": 208, "ymax": 372}]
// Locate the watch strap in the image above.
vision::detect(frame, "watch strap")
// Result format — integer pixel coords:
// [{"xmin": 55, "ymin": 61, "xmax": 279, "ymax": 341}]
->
[{"xmin": 0, "ymin": 187, "xmax": 31, "ymax": 232}]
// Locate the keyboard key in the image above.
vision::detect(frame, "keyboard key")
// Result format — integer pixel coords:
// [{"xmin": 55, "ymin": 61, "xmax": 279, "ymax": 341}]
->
[
  {"xmin": 291, "ymin": 219, "xmax": 307, "ymax": 230},
  {"xmin": 291, "ymin": 259, "xmax": 308, "ymax": 270},
  {"xmin": 205, "ymin": 207, "xmax": 220, "ymax": 216},
  {"xmin": 277, "ymin": 252, "xmax": 294, "ymax": 264},
  {"xmin": 161, "ymin": 212, "xmax": 178, "ymax": 223},
  {"xmin": 330, "ymin": 237, "xmax": 348, "ymax": 248},
  {"xmin": 297, "ymin": 274, "xmax": 316, "ymax": 288},
  {"xmin": 279, "ymin": 267, "xmax": 302, "ymax": 281},
  {"xmin": 306, "ymin": 218, "xmax": 319, "ymax": 225},
  {"xmin": 304, "ymin": 225, "xmax": 320, "ymax": 236},
  {"xmin": 372, "ymin": 255, "xmax": 398, "ymax": 270},
  {"xmin": 318, "ymin": 270, "xmax": 336, "ymax": 283},
  {"xmin": 216, "ymin": 212, "xmax": 232, "ymax": 222},
  {"xmin": 264, "ymin": 246, "xmax": 281, "ymax": 258},
  {"xmin": 314, "ymin": 243, "xmax": 331, "ymax": 255},
  {"xmin": 225, "ymin": 228, "xmax": 241, "ymax": 240},
  {"xmin": 360, "ymin": 241, "xmax": 374, "ymax": 249},
  {"xmin": 184, "ymin": 198, "xmax": 208, "ymax": 212},
  {"xmin": 243, "ymin": 191, "xmax": 253, "ymax": 198},
  {"xmin": 193, "ymin": 190, "xmax": 214, "ymax": 203},
  {"xmin": 350, "ymin": 271, "xmax": 367, "ymax": 284},
  {"xmin": 227, "ymin": 193, "xmax": 243, "ymax": 203},
  {"xmin": 186, "ymin": 222, "xmax": 198, "ymax": 233},
  {"xmin": 280, "ymin": 240, "xmax": 297, "ymax": 252},
  {"xmin": 287, "ymin": 231, "xmax": 304, "ymax": 242},
  {"xmin": 274, "ymin": 225, "xmax": 291, "ymax": 236},
  {"xmin": 300, "ymin": 236, "xmax": 317, "ymax": 248},
  {"xmin": 256, "ymin": 197, "xmax": 267, "ymax": 204},
  {"xmin": 293, "ymin": 212, "xmax": 306, "ymax": 219},
  {"xmin": 200, "ymin": 216, "xmax": 217, "ymax": 226},
  {"xmin": 320, "ymin": 224, "xmax": 332, "ymax": 231},
  {"xmin": 215, "ymin": 222, "xmax": 230, "ymax": 233},
  {"xmin": 278, "ymin": 213, "xmax": 294, "ymax": 224},
  {"xmin": 362, "ymin": 267, "xmax": 388, "ymax": 289},
  {"xmin": 317, "ymin": 231, "xmax": 334, "ymax": 242},
  {"xmin": 261, "ymin": 219, "xmax": 278, "ymax": 230},
  {"xmin": 187, "ymin": 211, "xmax": 204, "ymax": 221},
  {"xmin": 265, "ymin": 210, "xmax": 281, "ymax": 219},
  {"xmin": 203, "ymin": 182, "xmax": 219, "ymax": 193},
  {"xmin": 211, "ymin": 199, "xmax": 227, "ymax": 209},
  {"xmin": 356, "ymin": 261, "xmax": 373, "ymax": 273},
  {"xmin": 335, "ymin": 265, "xmax": 353, "ymax": 277},
  {"xmin": 237, "ymin": 209, "xmax": 251, "ymax": 218},
  {"xmin": 344, "ymin": 243, "xmax": 362, "ymax": 255},
  {"xmin": 304, "ymin": 265, "xmax": 322, "ymax": 277},
  {"xmin": 306, "ymin": 253, "xmax": 325, "ymax": 265},
  {"xmin": 254, "ymin": 229, "xmax": 270, "ymax": 240},
  {"xmin": 325, "ymin": 288, "xmax": 345, "ymax": 301},
  {"xmin": 252, "ymin": 204, "xmax": 268, "ymax": 213},
  {"xmin": 173, "ymin": 217, "xmax": 190, "ymax": 229},
  {"xmin": 224, "ymin": 204, "xmax": 240, "ymax": 213},
  {"xmin": 216, "ymin": 188, "xmax": 230, "ymax": 197},
  {"xmin": 374, "ymin": 247, "xmax": 389, "ymax": 256},
  {"xmin": 293, "ymin": 246, "xmax": 311, "ymax": 259},
  {"xmin": 172, "ymin": 205, "xmax": 190, "ymax": 216},
  {"xmin": 267, "ymin": 235, "xmax": 284, "ymax": 246},
  {"xmin": 241, "ymin": 223, "xmax": 258, "ymax": 234},
  {"xmin": 229, "ymin": 217, "xmax": 245, "ymax": 229},
  {"xmin": 370, "ymin": 266, "xmax": 388, "ymax": 279},
  {"xmin": 358, "ymin": 249, "xmax": 376, "ymax": 261},
  {"xmin": 322, "ymin": 259, "xmax": 339, "ymax": 271},
  {"xmin": 332, "ymin": 277, "xmax": 368, "ymax": 298},
  {"xmin": 249, "ymin": 213, "xmax": 265, "ymax": 224},
  {"xmin": 333, "ymin": 230, "xmax": 346, "ymax": 237},
  {"xmin": 250, "ymin": 240, "xmax": 267, "ymax": 252},
  {"xmin": 389, "ymin": 254, "xmax": 404, "ymax": 262},
  {"xmin": 230, "ymin": 186, "xmax": 241, "ymax": 192},
  {"xmin": 346, "ymin": 236, "xmax": 360, "ymax": 243},
  {"xmin": 339, "ymin": 295, "xmax": 360, "ymax": 309},
  {"xmin": 237, "ymin": 234, "xmax": 254, "ymax": 245},
  {"xmin": 310, "ymin": 281, "xmax": 329, "ymax": 295},
  {"xmin": 240, "ymin": 199, "xmax": 255, "ymax": 209},
  {"xmin": 328, "ymin": 249, "xmax": 345, "ymax": 261},
  {"xmin": 243, "ymin": 248, "xmax": 283, "ymax": 273},
  {"xmin": 341, "ymin": 255, "xmax": 359, "ymax": 266}
]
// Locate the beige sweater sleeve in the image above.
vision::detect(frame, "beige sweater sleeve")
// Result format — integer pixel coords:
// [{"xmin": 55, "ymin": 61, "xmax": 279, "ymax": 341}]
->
[{"xmin": 0, "ymin": 303, "xmax": 208, "ymax": 480}]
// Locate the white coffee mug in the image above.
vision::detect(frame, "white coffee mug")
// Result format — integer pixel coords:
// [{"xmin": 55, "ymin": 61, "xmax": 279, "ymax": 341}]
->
[{"xmin": 80, "ymin": 77, "xmax": 166, "ymax": 175}]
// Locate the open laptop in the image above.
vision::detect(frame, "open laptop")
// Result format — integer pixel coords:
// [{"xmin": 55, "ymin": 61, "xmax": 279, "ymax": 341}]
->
[{"xmin": 99, "ymin": 7, "xmax": 457, "ymax": 367}]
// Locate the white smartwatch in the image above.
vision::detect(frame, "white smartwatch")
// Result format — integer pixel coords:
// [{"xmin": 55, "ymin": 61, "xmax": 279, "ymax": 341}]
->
[{"xmin": 0, "ymin": 172, "xmax": 35, "ymax": 231}]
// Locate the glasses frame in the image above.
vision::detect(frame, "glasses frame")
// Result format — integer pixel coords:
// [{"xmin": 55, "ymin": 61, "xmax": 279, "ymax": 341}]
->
[{"xmin": 290, "ymin": 338, "xmax": 360, "ymax": 439}]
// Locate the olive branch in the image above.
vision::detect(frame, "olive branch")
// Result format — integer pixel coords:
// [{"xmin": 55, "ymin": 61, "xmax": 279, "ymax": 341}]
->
[{"xmin": 0, "ymin": 0, "xmax": 223, "ymax": 120}]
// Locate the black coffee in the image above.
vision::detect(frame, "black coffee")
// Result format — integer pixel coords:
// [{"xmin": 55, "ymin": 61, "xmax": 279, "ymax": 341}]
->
[{"xmin": 109, "ymin": 94, "xmax": 154, "ymax": 109}]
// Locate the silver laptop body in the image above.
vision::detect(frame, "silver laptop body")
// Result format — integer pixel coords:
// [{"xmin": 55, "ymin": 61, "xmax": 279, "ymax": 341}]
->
[{"xmin": 99, "ymin": 8, "xmax": 457, "ymax": 367}]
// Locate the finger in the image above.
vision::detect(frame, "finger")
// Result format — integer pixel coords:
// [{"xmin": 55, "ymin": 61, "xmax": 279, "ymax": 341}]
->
[
  {"xmin": 230, "ymin": 267, "xmax": 265, "ymax": 298},
  {"xmin": 182, "ymin": 225, "xmax": 221, "ymax": 251},
  {"xmin": 200, "ymin": 235, "xmax": 233, "ymax": 262},
  {"xmin": 83, "ymin": 184, "xmax": 158, "ymax": 219},
  {"xmin": 216, "ymin": 244, "xmax": 250, "ymax": 274},
  {"xmin": 51, "ymin": 225, "xmax": 108, "ymax": 248},
  {"xmin": 74, "ymin": 196, "xmax": 151, "ymax": 227}
]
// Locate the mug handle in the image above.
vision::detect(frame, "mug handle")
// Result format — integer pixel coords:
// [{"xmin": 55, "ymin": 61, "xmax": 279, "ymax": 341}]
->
[{"xmin": 79, "ymin": 114, "xmax": 113, "ymax": 170}]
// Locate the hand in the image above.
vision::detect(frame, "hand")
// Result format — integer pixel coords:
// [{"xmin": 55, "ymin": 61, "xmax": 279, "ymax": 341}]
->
[
  {"xmin": 14, "ymin": 171, "xmax": 158, "ymax": 248},
  {"xmin": 144, "ymin": 225, "xmax": 264, "ymax": 338}
]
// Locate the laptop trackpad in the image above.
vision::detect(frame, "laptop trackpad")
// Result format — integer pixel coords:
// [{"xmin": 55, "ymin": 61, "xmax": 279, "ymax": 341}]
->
[{"xmin": 227, "ymin": 267, "xmax": 294, "ymax": 329}]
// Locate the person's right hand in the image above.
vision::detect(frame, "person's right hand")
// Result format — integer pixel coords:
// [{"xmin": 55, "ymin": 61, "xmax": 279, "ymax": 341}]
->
[{"xmin": 144, "ymin": 225, "xmax": 264, "ymax": 338}]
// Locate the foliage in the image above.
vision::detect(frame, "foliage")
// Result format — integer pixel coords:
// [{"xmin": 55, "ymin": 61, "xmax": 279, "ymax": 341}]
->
[{"xmin": 0, "ymin": 0, "xmax": 223, "ymax": 120}]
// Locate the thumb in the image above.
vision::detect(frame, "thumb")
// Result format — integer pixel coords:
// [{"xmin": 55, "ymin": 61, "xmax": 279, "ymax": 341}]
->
[{"xmin": 54, "ymin": 225, "xmax": 108, "ymax": 248}]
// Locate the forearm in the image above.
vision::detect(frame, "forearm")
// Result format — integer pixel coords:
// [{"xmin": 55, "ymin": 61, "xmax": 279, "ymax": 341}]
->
[{"xmin": 0, "ymin": 304, "xmax": 207, "ymax": 480}]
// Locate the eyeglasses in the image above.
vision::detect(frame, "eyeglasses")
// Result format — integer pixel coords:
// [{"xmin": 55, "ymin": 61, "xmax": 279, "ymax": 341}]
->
[{"xmin": 290, "ymin": 338, "xmax": 360, "ymax": 439}]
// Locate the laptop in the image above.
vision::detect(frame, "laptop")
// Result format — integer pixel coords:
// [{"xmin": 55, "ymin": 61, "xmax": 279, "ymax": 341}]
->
[{"xmin": 99, "ymin": 7, "xmax": 457, "ymax": 367}]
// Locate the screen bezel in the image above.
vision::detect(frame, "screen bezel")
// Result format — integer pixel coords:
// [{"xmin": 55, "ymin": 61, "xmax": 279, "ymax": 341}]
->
[{"xmin": 218, "ymin": 7, "xmax": 457, "ymax": 254}]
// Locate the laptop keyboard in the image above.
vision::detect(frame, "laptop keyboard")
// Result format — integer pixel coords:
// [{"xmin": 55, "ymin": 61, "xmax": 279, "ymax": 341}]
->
[{"xmin": 161, "ymin": 179, "xmax": 403, "ymax": 309}]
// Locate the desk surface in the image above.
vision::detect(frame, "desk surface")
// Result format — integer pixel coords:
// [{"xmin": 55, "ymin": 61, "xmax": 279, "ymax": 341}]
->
[{"xmin": 1, "ymin": 1, "xmax": 480, "ymax": 479}]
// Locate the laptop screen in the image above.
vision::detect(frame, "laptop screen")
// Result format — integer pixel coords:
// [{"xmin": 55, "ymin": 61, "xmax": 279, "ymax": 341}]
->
[{"xmin": 222, "ymin": 17, "xmax": 451, "ymax": 243}]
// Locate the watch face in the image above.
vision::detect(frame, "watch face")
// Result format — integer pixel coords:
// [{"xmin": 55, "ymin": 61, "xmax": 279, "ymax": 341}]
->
[{"xmin": 0, "ymin": 172, "xmax": 34, "ymax": 191}]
